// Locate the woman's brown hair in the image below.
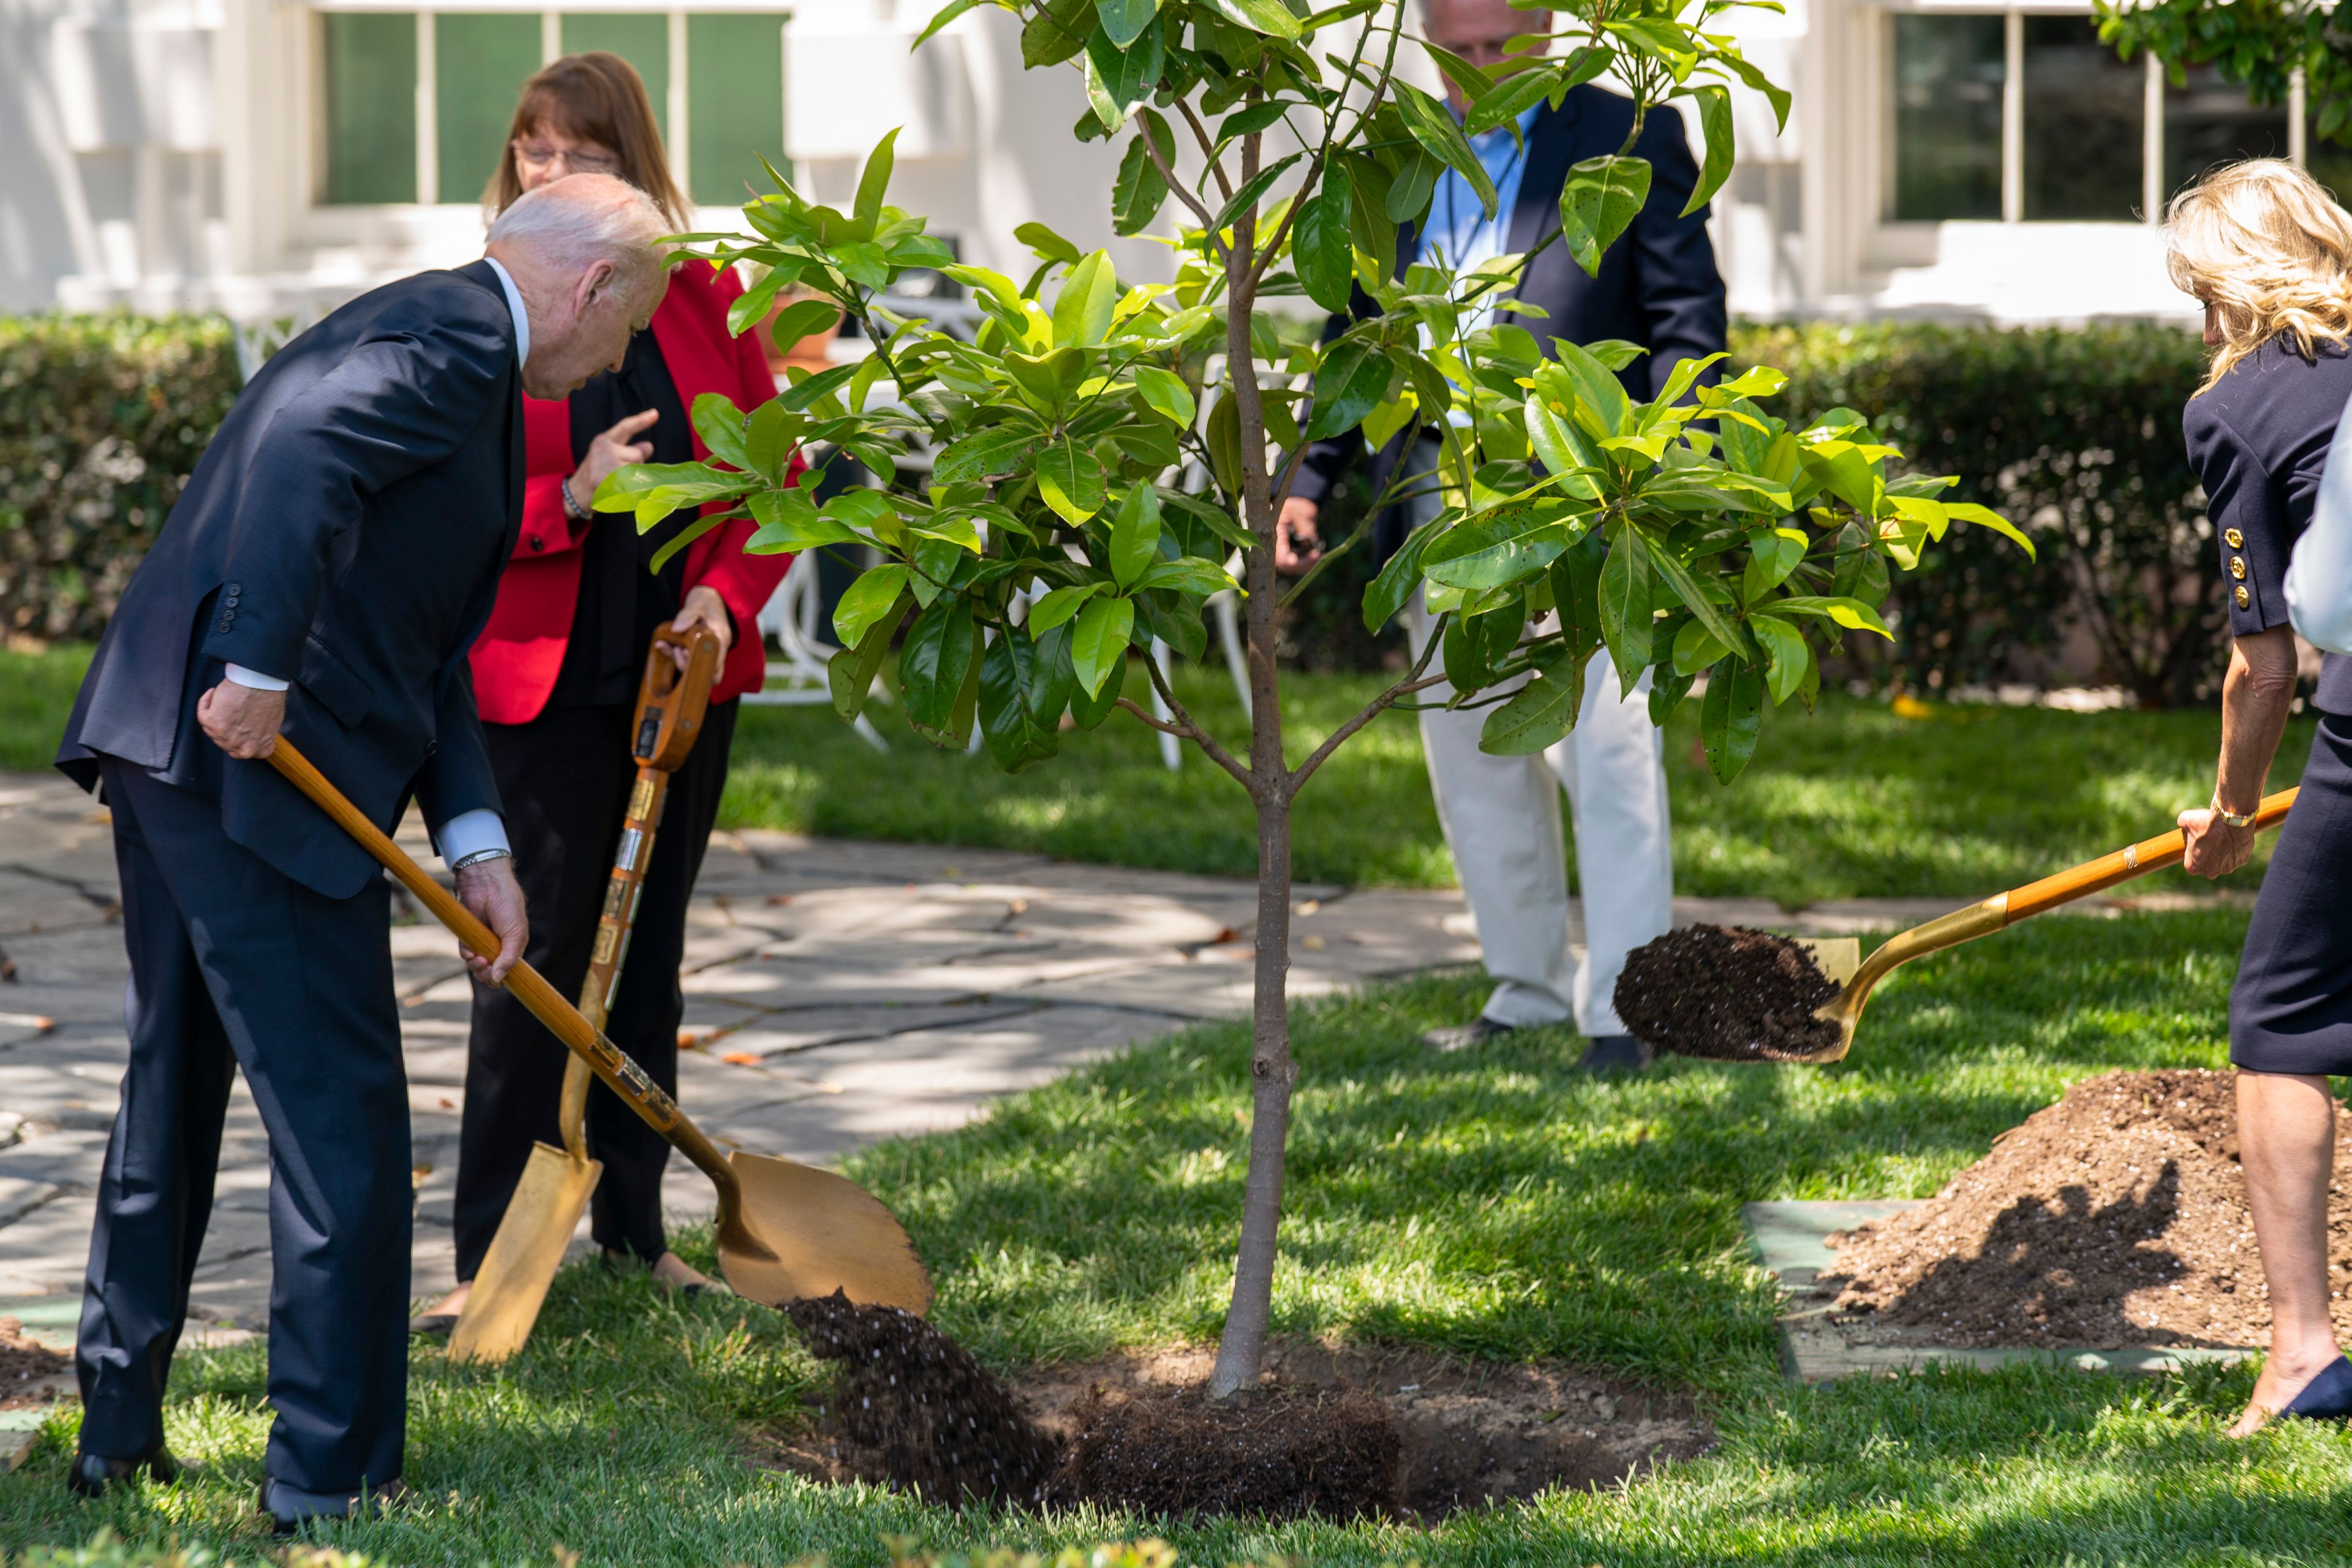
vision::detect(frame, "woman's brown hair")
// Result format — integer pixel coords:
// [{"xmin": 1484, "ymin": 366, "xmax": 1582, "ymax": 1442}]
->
[{"xmin": 484, "ymin": 52, "xmax": 692, "ymax": 232}]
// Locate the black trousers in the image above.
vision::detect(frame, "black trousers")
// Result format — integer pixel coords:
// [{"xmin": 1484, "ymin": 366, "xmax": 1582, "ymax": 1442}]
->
[
  {"xmin": 451, "ymin": 698, "xmax": 737, "ymax": 1280},
  {"xmin": 80, "ymin": 760, "xmax": 410, "ymax": 1495},
  {"xmin": 2233, "ymin": 712, "xmax": 2352, "ymax": 1076}
]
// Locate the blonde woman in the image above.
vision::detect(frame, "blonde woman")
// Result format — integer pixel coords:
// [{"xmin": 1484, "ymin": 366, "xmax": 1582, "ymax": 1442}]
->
[{"xmin": 2170, "ymin": 157, "xmax": 2352, "ymax": 1431}]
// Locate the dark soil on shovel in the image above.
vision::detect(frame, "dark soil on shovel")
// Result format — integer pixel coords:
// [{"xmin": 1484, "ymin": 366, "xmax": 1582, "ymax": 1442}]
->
[
  {"xmin": 1822, "ymin": 1069, "xmax": 2352, "ymax": 1348},
  {"xmin": 1614, "ymin": 923, "xmax": 1844, "ymax": 1062},
  {"xmin": 764, "ymin": 1297, "xmax": 1714, "ymax": 1521}
]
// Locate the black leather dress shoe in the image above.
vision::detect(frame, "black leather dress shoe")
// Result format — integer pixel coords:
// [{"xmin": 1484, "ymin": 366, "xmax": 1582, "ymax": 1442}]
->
[
  {"xmin": 1576, "ymin": 1033, "xmax": 1655, "ymax": 1071},
  {"xmin": 67, "ymin": 1444, "xmax": 180, "ymax": 1498},
  {"xmin": 1421, "ymin": 1016, "xmax": 1517, "ymax": 1053}
]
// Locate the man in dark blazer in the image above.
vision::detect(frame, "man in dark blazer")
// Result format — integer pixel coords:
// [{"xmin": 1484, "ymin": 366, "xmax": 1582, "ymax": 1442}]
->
[
  {"xmin": 1282, "ymin": 0, "xmax": 1726, "ymax": 1068},
  {"xmin": 52, "ymin": 173, "xmax": 673, "ymax": 1529}
]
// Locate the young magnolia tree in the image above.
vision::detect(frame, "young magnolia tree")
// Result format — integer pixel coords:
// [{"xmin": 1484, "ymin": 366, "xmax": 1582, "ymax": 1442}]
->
[{"xmin": 600, "ymin": 0, "xmax": 2029, "ymax": 1396}]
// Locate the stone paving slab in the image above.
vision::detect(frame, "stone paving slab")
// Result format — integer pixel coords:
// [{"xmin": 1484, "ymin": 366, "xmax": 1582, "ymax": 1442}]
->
[
  {"xmin": 0, "ymin": 765, "xmax": 2253, "ymax": 1360},
  {"xmin": 1743, "ymin": 1200, "xmax": 2256, "ymax": 1381}
]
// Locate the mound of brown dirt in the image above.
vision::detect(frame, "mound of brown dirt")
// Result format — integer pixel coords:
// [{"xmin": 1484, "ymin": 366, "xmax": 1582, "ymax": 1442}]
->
[
  {"xmin": 1823, "ymin": 1069, "xmax": 2352, "ymax": 1349},
  {"xmin": 1614, "ymin": 924, "xmax": 1842, "ymax": 1063},
  {"xmin": 760, "ymin": 1325, "xmax": 1715, "ymax": 1523},
  {"xmin": 0, "ymin": 1317, "xmax": 71, "ymax": 1411}
]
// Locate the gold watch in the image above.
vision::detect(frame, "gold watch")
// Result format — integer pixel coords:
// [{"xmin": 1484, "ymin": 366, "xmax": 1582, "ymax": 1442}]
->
[{"xmin": 2211, "ymin": 796, "xmax": 2257, "ymax": 829}]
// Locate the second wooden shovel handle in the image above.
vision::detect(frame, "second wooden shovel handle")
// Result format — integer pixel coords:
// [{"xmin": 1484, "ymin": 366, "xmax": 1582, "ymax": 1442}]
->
[
  {"xmin": 262, "ymin": 737, "xmax": 743, "ymax": 1205},
  {"xmin": 2005, "ymin": 786, "xmax": 2299, "ymax": 922}
]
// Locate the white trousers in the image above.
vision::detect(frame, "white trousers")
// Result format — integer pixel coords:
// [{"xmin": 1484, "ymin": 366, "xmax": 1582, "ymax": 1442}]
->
[{"xmin": 1406, "ymin": 595, "xmax": 1674, "ymax": 1036}]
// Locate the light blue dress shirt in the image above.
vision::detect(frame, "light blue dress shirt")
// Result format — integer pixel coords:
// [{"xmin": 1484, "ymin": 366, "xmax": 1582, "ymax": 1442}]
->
[{"xmin": 1415, "ymin": 102, "xmax": 1544, "ymax": 336}]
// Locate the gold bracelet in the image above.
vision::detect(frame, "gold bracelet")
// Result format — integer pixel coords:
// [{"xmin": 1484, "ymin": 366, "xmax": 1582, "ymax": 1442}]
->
[{"xmin": 2211, "ymin": 795, "xmax": 2257, "ymax": 829}]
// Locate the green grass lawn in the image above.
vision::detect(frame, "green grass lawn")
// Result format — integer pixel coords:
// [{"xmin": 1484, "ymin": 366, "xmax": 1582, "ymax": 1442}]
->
[
  {"xmin": 0, "ymin": 646, "xmax": 91, "ymax": 772},
  {"xmin": 9, "ymin": 911, "xmax": 2350, "ymax": 1565},
  {"xmin": 726, "ymin": 666, "xmax": 2307, "ymax": 904}
]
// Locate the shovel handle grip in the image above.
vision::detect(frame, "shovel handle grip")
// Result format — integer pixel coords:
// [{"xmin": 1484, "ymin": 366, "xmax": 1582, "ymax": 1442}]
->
[
  {"xmin": 2003, "ymin": 786, "xmax": 2298, "ymax": 922},
  {"xmin": 262, "ymin": 737, "xmax": 743, "ymax": 1203}
]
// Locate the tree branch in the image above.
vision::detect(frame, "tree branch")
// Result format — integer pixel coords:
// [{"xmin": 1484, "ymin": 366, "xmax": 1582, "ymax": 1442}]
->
[
  {"xmin": 1139, "ymin": 655, "xmax": 1255, "ymax": 788},
  {"xmin": 1285, "ymin": 614, "xmax": 1447, "ymax": 796},
  {"xmin": 1144, "ymin": 131, "xmax": 1227, "ymax": 253},
  {"xmin": 1176, "ymin": 99, "xmax": 1235, "ymax": 204}
]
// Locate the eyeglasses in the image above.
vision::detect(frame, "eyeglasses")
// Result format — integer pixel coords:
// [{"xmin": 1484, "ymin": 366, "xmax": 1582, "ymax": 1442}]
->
[{"xmin": 512, "ymin": 140, "xmax": 622, "ymax": 175}]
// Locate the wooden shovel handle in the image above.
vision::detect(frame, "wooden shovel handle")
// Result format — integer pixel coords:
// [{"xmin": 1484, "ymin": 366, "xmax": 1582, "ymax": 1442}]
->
[
  {"xmin": 2005, "ymin": 786, "xmax": 2298, "ymax": 922},
  {"xmin": 262, "ymin": 737, "xmax": 743, "ymax": 1205}
]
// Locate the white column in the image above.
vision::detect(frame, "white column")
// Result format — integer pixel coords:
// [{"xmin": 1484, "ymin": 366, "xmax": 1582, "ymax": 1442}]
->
[
  {"xmin": 543, "ymin": 12, "xmax": 562, "ymax": 66},
  {"xmin": 2001, "ymin": 9, "xmax": 2023, "ymax": 224},
  {"xmin": 2144, "ymin": 50, "xmax": 2164, "ymax": 224},
  {"xmin": 2291, "ymin": 66, "xmax": 2308, "ymax": 165},
  {"xmin": 667, "ymin": 9, "xmax": 690, "ymax": 194},
  {"xmin": 416, "ymin": 10, "xmax": 439, "ymax": 206}
]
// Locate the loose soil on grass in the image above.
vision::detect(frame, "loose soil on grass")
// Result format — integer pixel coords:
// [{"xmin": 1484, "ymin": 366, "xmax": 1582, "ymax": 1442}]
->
[
  {"xmin": 0, "ymin": 1317, "xmax": 72, "ymax": 1411},
  {"xmin": 1615, "ymin": 924, "xmax": 1842, "ymax": 1062},
  {"xmin": 1822, "ymin": 1069, "xmax": 2352, "ymax": 1349},
  {"xmin": 761, "ymin": 1299, "xmax": 1714, "ymax": 1521}
]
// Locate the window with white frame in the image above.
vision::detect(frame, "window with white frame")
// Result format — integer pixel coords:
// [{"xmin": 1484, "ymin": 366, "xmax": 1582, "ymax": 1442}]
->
[
  {"xmin": 315, "ymin": 6, "xmax": 788, "ymax": 210},
  {"xmin": 1883, "ymin": 9, "xmax": 2342, "ymax": 224}
]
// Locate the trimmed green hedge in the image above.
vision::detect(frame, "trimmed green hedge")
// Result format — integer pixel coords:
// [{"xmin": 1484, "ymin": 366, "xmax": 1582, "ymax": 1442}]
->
[
  {"xmin": 1740, "ymin": 320, "xmax": 2216, "ymax": 706},
  {"xmin": 0, "ymin": 312, "xmax": 2219, "ymax": 702},
  {"xmin": 0, "ymin": 314, "xmax": 241, "ymax": 643}
]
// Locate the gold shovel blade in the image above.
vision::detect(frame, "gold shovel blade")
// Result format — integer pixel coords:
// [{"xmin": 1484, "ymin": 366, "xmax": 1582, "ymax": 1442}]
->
[
  {"xmin": 714, "ymin": 1150, "xmax": 935, "ymax": 1316},
  {"xmin": 447, "ymin": 1141, "xmax": 601, "ymax": 1364},
  {"xmin": 1796, "ymin": 937, "xmax": 1860, "ymax": 987}
]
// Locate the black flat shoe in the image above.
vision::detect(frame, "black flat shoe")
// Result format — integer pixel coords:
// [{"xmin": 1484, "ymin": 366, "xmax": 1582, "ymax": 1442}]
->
[
  {"xmin": 1577, "ymin": 1034, "xmax": 1655, "ymax": 1072},
  {"xmin": 406, "ymin": 1313, "xmax": 458, "ymax": 1340},
  {"xmin": 67, "ymin": 1444, "xmax": 179, "ymax": 1498},
  {"xmin": 2281, "ymin": 1355, "xmax": 2352, "ymax": 1421},
  {"xmin": 260, "ymin": 1476, "xmax": 408, "ymax": 1534}
]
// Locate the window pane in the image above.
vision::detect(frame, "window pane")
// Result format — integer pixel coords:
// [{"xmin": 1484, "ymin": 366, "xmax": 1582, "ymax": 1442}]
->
[
  {"xmin": 2165, "ymin": 64, "xmax": 2288, "ymax": 200},
  {"xmin": 322, "ymin": 12, "xmax": 417, "ymax": 205},
  {"xmin": 2022, "ymin": 16, "xmax": 2142, "ymax": 220},
  {"xmin": 437, "ymin": 13, "xmax": 543, "ymax": 207},
  {"xmin": 687, "ymin": 13, "xmax": 788, "ymax": 208},
  {"xmin": 1890, "ymin": 14, "xmax": 2005, "ymax": 222},
  {"xmin": 560, "ymin": 14, "xmax": 669, "ymax": 141}
]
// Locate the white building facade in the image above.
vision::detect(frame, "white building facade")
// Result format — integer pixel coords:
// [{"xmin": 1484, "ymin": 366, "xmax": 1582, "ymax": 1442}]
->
[{"xmin": 1, "ymin": 0, "xmax": 2314, "ymax": 324}]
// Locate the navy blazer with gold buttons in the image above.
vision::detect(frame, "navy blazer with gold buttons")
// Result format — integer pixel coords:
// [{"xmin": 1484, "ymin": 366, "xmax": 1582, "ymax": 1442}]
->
[{"xmin": 56, "ymin": 259, "xmax": 526, "ymax": 897}]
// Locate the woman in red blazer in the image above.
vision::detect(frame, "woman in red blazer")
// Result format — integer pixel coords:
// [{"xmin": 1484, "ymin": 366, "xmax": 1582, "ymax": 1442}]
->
[{"xmin": 417, "ymin": 53, "xmax": 797, "ymax": 1329}]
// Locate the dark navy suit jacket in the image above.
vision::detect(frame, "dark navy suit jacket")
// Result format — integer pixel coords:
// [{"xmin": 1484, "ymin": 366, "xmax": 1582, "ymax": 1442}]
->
[
  {"xmin": 2183, "ymin": 334, "xmax": 2352, "ymax": 715},
  {"xmin": 1292, "ymin": 85, "xmax": 1727, "ymax": 560},
  {"xmin": 58, "ymin": 259, "xmax": 526, "ymax": 897}
]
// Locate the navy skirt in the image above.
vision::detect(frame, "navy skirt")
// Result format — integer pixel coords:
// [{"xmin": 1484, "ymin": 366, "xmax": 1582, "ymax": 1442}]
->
[{"xmin": 2233, "ymin": 712, "xmax": 2352, "ymax": 1076}]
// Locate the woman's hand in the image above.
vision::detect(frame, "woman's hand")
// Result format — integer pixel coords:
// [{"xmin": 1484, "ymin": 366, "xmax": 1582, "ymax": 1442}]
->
[
  {"xmin": 670, "ymin": 584, "xmax": 734, "ymax": 667},
  {"xmin": 564, "ymin": 408, "xmax": 661, "ymax": 517},
  {"xmin": 2179, "ymin": 806, "xmax": 2259, "ymax": 878}
]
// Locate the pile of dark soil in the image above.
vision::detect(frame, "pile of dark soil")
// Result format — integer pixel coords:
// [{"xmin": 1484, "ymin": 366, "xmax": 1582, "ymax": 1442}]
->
[
  {"xmin": 0, "ymin": 1317, "xmax": 71, "ymax": 1410},
  {"xmin": 1614, "ymin": 924, "xmax": 1842, "ymax": 1062},
  {"xmin": 785, "ymin": 1292, "xmax": 1057, "ymax": 1507},
  {"xmin": 1823, "ymin": 1069, "xmax": 2352, "ymax": 1348},
  {"xmin": 761, "ymin": 1313, "xmax": 1715, "ymax": 1523}
]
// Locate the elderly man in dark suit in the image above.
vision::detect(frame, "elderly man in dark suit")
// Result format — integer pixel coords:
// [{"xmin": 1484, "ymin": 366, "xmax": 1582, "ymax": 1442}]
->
[
  {"xmin": 52, "ymin": 173, "xmax": 673, "ymax": 1529},
  {"xmin": 1283, "ymin": 0, "xmax": 1725, "ymax": 1068}
]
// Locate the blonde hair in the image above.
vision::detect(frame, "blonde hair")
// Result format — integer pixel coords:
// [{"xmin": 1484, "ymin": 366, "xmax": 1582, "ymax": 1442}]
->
[{"xmin": 2168, "ymin": 158, "xmax": 2352, "ymax": 393}]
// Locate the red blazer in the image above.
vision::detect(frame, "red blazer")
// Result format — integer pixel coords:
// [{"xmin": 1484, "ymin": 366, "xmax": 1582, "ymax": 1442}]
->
[{"xmin": 469, "ymin": 262, "xmax": 797, "ymax": 725}]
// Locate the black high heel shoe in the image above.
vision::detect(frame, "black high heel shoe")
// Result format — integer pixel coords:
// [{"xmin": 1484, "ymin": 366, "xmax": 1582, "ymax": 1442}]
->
[{"xmin": 67, "ymin": 1443, "xmax": 180, "ymax": 1498}]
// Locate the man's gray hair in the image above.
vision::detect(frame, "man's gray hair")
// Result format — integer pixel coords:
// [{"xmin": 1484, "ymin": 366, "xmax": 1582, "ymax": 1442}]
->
[{"xmin": 486, "ymin": 174, "xmax": 673, "ymax": 302}]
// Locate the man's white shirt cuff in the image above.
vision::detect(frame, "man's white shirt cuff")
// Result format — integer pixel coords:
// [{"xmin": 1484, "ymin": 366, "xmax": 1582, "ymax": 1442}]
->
[
  {"xmin": 222, "ymin": 663, "xmax": 290, "ymax": 692},
  {"xmin": 434, "ymin": 809, "xmax": 511, "ymax": 868}
]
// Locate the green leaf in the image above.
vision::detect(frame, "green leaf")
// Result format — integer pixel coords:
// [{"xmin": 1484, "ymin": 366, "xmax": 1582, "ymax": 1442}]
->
[
  {"xmin": 1749, "ymin": 612, "xmax": 1811, "ymax": 706},
  {"xmin": 1672, "ymin": 614, "xmax": 1731, "ymax": 677},
  {"xmin": 1084, "ymin": 18, "xmax": 1164, "ymax": 130},
  {"xmin": 1204, "ymin": 0, "xmax": 1301, "ymax": 39},
  {"xmin": 1096, "ymin": 0, "xmax": 1157, "ymax": 48},
  {"xmin": 1481, "ymin": 645, "xmax": 1585, "ymax": 756},
  {"xmin": 1648, "ymin": 665, "xmax": 1696, "ymax": 726},
  {"xmin": 854, "ymin": 129, "xmax": 899, "ymax": 231},
  {"xmin": 1138, "ymin": 557, "xmax": 1235, "ymax": 595},
  {"xmin": 1022, "ymin": 0, "xmax": 1097, "ymax": 67},
  {"xmin": 900, "ymin": 591, "xmax": 978, "ymax": 735},
  {"xmin": 1217, "ymin": 100, "xmax": 1293, "ymax": 141},
  {"xmin": 1305, "ymin": 338, "xmax": 1393, "ymax": 440},
  {"xmin": 1363, "ymin": 513, "xmax": 1444, "ymax": 631},
  {"xmin": 827, "ymin": 591, "xmax": 906, "ymax": 718},
  {"xmin": 1699, "ymin": 655, "xmax": 1765, "ymax": 783},
  {"xmin": 1724, "ymin": 53, "xmax": 1793, "ymax": 134},
  {"xmin": 979, "ymin": 622, "xmax": 1062, "ymax": 772},
  {"xmin": 1597, "ymin": 530, "xmax": 1653, "ymax": 695},
  {"xmin": 833, "ymin": 564, "xmax": 911, "ymax": 646},
  {"xmin": 1112, "ymin": 113, "xmax": 1175, "ymax": 236},
  {"xmin": 591, "ymin": 462, "xmax": 757, "ymax": 526},
  {"xmin": 1291, "ymin": 168, "xmax": 1354, "ymax": 313},
  {"xmin": 1741, "ymin": 527, "xmax": 1808, "ymax": 601},
  {"xmin": 691, "ymin": 393, "xmax": 753, "ymax": 471},
  {"xmin": 1112, "ymin": 421, "xmax": 1183, "ymax": 469},
  {"xmin": 1132, "ymin": 364, "xmax": 1197, "ymax": 429},
  {"xmin": 1052, "ymin": 251, "xmax": 1119, "ymax": 347},
  {"xmin": 1071, "ymin": 595, "xmax": 1135, "ymax": 696},
  {"xmin": 1551, "ymin": 531, "xmax": 1606, "ymax": 658},
  {"xmin": 1643, "ymin": 537, "xmax": 1746, "ymax": 657},
  {"xmin": 1421, "ymin": 503, "xmax": 1576, "ymax": 591},
  {"xmin": 1395, "ymin": 83, "xmax": 1498, "ymax": 217},
  {"xmin": 1210, "ymin": 153, "xmax": 1303, "ymax": 234},
  {"xmin": 777, "ymin": 363, "xmax": 859, "ymax": 412},
  {"xmin": 1036, "ymin": 437, "xmax": 1108, "ymax": 523},
  {"xmin": 1204, "ymin": 390, "xmax": 1242, "ymax": 494},
  {"xmin": 1383, "ymin": 151, "xmax": 1441, "ymax": 225},
  {"xmin": 747, "ymin": 487, "xmax": 862, "ymax": 552},
  {"xmin": 1683, "ymin": 85, "xmax": 1734, "ymax": 217},
  {"xmin": 726, "ymin": 268, "xmax": 791, "ymax": 339},
  {"xmin": 1945, "ymin": 501, "xmax": 2038, "ymax": 559},
  {"xmin": 913, "ymin": 0, "xmax": 980, "ymax": 49},
  {"xmin": 1016, "ymin": 221, "xmax": 1084, "ymax": 265},
  {"xmin": 1161, "ymin": 486, "xmax": 1256, "ymax": 553},
  {"xmin": 1109, "ymin": 484, "xmax": 1163, "ymax": 589},
  {"xmin": 1029, "ymin": 582, "xmax": 1106, "ymax": 632},
  {"xmin": 1559, "ymin": 154, "xmax": 1651, "ymax": 279},
  {"xmin": 646, "ymin": 511, "xmax": 727, "ymax": 575},
  {"xmin": 744, "ymin": 401, "xmax": 799, "ymax": 480},
  {"xmin": 933, "ymin": 423, "xmax": 1044, "ymax": 486},
  {"xmin": 1464, "ymin": 67, "xmax": 1556, "ymax": 137}
]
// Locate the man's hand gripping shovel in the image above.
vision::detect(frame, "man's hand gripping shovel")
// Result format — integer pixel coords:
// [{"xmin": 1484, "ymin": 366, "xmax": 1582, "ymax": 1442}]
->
[{"xmin": 262, "ymin": 651, "xmax": 932, "ymax": 1363}]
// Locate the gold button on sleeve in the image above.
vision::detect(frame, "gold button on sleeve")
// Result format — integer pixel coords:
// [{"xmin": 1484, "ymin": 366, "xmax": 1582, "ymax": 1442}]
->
[
  {"xmin": 2236, "ymin": 584, "xmax": 2252, "ymax": 609},
  {"xmin": 2230, "ymin": 556, "xmax": 2247, "ymax": 579},
  {"xmin": 2223, "ymin": 527, "xmax": 2244, "ymax": 548}
]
